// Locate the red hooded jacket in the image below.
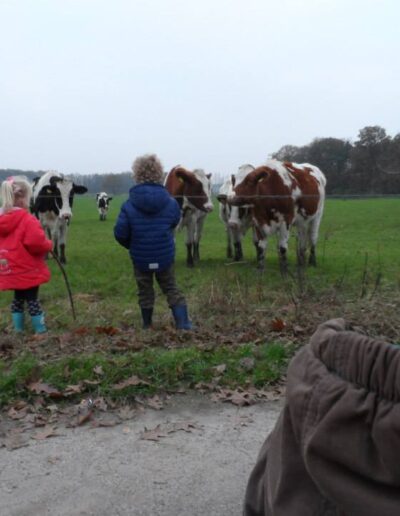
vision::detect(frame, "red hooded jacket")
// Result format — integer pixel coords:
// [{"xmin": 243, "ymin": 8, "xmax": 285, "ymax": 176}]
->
[{"xmin": 0, "ymin": 208, "xmax": 53, "ymax": 291}]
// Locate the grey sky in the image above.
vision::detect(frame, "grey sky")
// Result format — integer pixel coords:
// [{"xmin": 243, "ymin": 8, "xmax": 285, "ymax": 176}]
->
[{"xmin": 1, "ymin": 0, "xmax": 399, "ymax": 177}]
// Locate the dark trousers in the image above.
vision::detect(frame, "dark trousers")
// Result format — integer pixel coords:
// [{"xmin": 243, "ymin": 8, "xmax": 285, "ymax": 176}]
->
[
  {"xmin": 244, "ymin": 319, "xmax": 400, "ymax": 516},
  {"xmin": 134, "ymin": 265, "xmax": 186, "ymax": 309},
  {"xmin": 12, "ymin": 287, "xmax": 42, "ymax": 315}
]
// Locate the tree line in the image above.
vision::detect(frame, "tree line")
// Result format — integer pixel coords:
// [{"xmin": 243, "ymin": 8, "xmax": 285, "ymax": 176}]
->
[
  {"xmin": 1, "ymin": 126, "xmax": 399, "ymax": 195},
  {"xmin": 271, "ymin": 126, "xmax": 400, "ymax": 195}
]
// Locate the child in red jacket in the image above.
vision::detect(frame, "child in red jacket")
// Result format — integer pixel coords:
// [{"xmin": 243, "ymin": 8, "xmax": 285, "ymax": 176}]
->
[{"xmin": 0, "ymin": 176, "xmax": 53, "ymax": 333}]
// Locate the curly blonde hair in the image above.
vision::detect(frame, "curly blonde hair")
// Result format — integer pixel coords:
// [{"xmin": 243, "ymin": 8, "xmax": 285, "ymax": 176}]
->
[{"xmin": 132, "ymin": 154, "xmax": 164, "ymax": 184}]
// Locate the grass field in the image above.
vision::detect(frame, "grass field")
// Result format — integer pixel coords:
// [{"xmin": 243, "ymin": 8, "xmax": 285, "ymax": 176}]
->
[
  {"xmin": 0, "ymin": 195, "xmax": 399, "ymax": 405},
  {"xmin": 1, "ymin": 195, "xmax": 400, "ymax": 331}
]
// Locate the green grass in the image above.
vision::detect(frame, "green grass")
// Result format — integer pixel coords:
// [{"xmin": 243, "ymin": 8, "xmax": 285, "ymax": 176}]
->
[
  {"xmin": 2, "ymin": 195, "xmax": 400, "ymax": 328},
  {"xmin": 0, "ymin": 342, "xmax": 290, "ymax": 406},
  {"xmin": 1, "ymin": 195, "xmax": 400, "ymax": 406}
]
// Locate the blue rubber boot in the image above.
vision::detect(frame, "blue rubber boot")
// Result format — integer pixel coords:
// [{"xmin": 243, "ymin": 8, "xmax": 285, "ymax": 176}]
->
[
  {"xmin": 31, "ymin": 313, "xmax": 47, "ymax": 334},
  {"xmin": 171, "ymin": 305, "xmax": 193, "ymax": 330},
  {"xmin": 141, "ymin": 308, "xmax": 153, "ymax": 329},
  {"xmin": 11, "ymin": 312, "xmax": 24, "ymax": 333}
]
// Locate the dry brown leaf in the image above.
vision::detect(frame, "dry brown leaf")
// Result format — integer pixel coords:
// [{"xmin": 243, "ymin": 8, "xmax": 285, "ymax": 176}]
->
[
  {"xmin": 271, "ymin": 318, "xmax": 286, "ymax": 332},
  {"xmin": 93, "ymin": 365, "xmax": 104, "ymax": 376},
  {"xmin": 146, "ymin": 395, "xmax": 164, "ymax": 410},
  {"xmin": 33, "ymin": 426, "xmax": 58, "ymax": 440},
  {"xmin": 167, "ymin": 421, "xmax": 198, "ymax": 434},
  {"xmin": 28, "ymin": 381, "xmax": 63, "ymax": 399},
  {"xmin": 64, "ymin": 384, "xmax": 82, "ymax": 395},
  {"xmin": 140, "ymin": 424, "xmax": 168, "ymax": 442},
  {"xmin": 95, "ymin": 326, "xmax": 119, "ymax": 336},
  {"xmin": 113, "ymin": 376, "xmax": 149, "ymax": 390},
  {"xmin": 212, "ymin": 364, "xmax": 227, "ymax": 375},
  {"xmin": 117, "ymin": 406, "xmax": 136, "ymax": 420}
]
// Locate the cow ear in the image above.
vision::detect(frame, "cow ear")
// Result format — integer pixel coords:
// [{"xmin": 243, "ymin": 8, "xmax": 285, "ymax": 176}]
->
[
  {"xmin": 73, "ymin": 185, "xmax": 88, "ymax": 194},
  {"xmin": 32, "ymin": 177, "xmax": 40, "ymax": 186},
  {"xmin": 108, "ymin": 197, "xmax": 113, "ymax": 201},
  {"xmin": 206, "ymin": 173, "xmax": 212, "ymax": 180},
  {"xmin": 255, "ymin": 169, "xmax": 269, "ymax": 183},
  {"xmin": 96, "ymin": 193, "xmax": 100, "ymax": 200},
  {"xmin": 175, "ymin": 168, "xmax": 195, "ymax": 185},
  {"xmin": 216, "ymin": 194, "xmax": 227, "ymax": 205},
  {"xmin": 231, "ymin": 175, "xmax": 236, "ymax": 187}
]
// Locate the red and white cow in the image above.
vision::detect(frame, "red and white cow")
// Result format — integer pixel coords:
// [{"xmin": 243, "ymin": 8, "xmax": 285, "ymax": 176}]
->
[
  {"xmin": 165, "ymin": 166, "xmax": 213, "ymax": 267},
  {"xmin": 217, "ymin": 164, "xmax": 259, "ymax": 261},
  {"xmin": 228, "ymin": 160, "xmax": 326, "ymax": 271}
]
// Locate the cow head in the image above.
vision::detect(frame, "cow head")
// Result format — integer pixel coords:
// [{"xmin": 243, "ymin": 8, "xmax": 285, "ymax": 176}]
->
[
  {"xmin": 231, "ymin": 167, "xmax": 269, "ymax": 206},
  {"xmin": 165, "ymin": 166, "xmax": 213, "ymax": 212},
  {"xmin": 32, "ymin": 172, "xmax": 88, "ymax": 221},
  {"xmin": 228, "ymin": 164, "xmax": 257, "ymax": 206}
]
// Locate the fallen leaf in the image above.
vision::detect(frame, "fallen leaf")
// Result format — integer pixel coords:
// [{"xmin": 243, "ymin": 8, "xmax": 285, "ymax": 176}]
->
[
  {"xmin": 28, "ymin": 381, "xmax": 63, "ymax": 399},
  {"xmin": 212, "ymin": 364, "xmax": 227, "ymax": 375},
  {"xmin": 271, "ymin": 318, "xmax": 286, "ymax": 332},
  {"xmin": 113, "ymin": 376, "xmax": 150, "ymax": 390},
  {"xmin": 93, "ymin": 365, "xmax": 104, "ymax": 376},
  {"xmin": 95, "ymin": 326, "xmax": 119, "ymax": 336},
  {"xmin": 140, "ymin": 424, "xmax": 168, "ymax": 442},
  {"xmin": 33, "ymin": 426, "xmax": 59, "ymax": 440},
  {"xmin": 118, "ymin": 406, "xmax": 136, "ymax": 420},
  {"xmin": 146, "ymin": 395, "xmax": 164, "ymax": 410},
  {"xmin": 167, "ymin": 420, "xmax": 198, "ymax": 434},
  {"xmin": 64, "ymin": 384, "xmax": 82, "ymax": 396}
]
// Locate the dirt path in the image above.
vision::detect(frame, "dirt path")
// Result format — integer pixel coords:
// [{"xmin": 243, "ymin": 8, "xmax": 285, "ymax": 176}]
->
[{"xmin": 0, "ymin": 394, "xmax": 281, "ymax": 516}]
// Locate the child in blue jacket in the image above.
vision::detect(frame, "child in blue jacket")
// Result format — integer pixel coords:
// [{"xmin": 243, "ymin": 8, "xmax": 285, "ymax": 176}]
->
[{"xmin": 114, "ymin": 154, "xmax": 192, "ymax": 330}]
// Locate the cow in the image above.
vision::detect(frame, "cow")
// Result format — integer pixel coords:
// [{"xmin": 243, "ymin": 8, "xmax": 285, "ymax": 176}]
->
[
  {"xmin": 96, "ymin": 192, "xmax": 113, "ymax": 221},
  {"xmin": 164, "ymin": 166, "xmax": 213, "ymax": 267},
  {"xmin": 217, "ymin": 164, "xmax": 260, "ymax": 261},
  {"xmin": 228, "ymin": 159, "xmax": 326, "ymax": 272},
  {"xmin": 31, "ymin": 171, "xmax": 88, "ymax": 264}
]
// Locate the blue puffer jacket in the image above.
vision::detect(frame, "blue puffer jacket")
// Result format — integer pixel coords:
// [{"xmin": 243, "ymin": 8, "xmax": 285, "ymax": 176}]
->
[{"xmin": 114, "ymin": 183, "xmax": 181, "ymax": 272}]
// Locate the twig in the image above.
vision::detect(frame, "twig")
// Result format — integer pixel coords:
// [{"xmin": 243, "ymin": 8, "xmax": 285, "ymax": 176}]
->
[{"xmin": 50, "ymin": 252, "xmax": 77, "ymax": 320}]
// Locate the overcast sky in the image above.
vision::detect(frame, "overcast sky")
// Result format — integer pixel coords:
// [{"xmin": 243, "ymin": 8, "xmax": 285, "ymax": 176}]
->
[{"xmin": 1, "ymin": 0, "xmax": 399, "ymax": 176}]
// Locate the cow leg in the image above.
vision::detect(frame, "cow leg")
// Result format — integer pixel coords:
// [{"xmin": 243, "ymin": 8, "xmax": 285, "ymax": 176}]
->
[
  {"xmin": 60, "ymin": 244, "xmax": 67, "ymax": 265},
  {"xmin": 308, "ymin": 215, "xmax": 322, "ymax": 267},
  {"xmin": 193, "ymin": 243, "xmax": 200, "ymax": 262},
  {"xmin": 296, "ymin": 222, "xmax": 307, "ymax": 268},
  {"xmin": 186, "ymin": 244, "xmax": 194, "ymax": 268},
  {"xmin": 226, "ymin": 229, "xmax": 233, "ymax": 259},
  {"xmin": 193, "ymin": 214, "xmax": 206, "ymax": 263},
  {"xmin": 58, "ymin": 221, "xmax": 68, "ymax": 265},
  {"xmin": 234, "ymin": 242, "xmax": 243, "ymax": 261},
  {"xmin": 278, "ymin": 224, "xmax": 290, "ymax": 276},
  {"xmin": 256, "ymin": 239, "xmax": 267, "ymax": 270}
]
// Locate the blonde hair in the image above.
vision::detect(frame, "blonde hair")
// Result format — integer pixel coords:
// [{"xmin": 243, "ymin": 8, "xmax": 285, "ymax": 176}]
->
[
  {"xmin": 1, "ymin": 176, "xmax": 32, "ymax": 212},
  {"xmin": 132, "ymin": 154, "xmax": 164, "ymax": 184}
]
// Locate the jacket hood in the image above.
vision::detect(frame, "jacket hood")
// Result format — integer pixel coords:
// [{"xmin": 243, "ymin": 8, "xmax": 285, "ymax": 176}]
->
[
  {"xmin": 0, "ymin": 209, "xmax": 27, "ymax": 237},
  {"xmin": 129, "ymin": 183, "xmax": 171, "ymax": 214}
]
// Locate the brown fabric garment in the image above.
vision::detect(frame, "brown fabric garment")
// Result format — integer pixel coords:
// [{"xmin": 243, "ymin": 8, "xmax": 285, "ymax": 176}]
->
[{"xmin": 244, "ymin": 318, "xmax": 400, "ymax": 516}]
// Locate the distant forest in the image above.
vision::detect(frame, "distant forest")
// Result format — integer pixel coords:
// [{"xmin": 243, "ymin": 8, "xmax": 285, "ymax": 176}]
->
[
  {"xmin": 1, "ymin": 126, "xmax": 399, "ymax": 195},
  {"xmin": 271, "ymin": 125, "xmax": 400, "ymax": 195}
]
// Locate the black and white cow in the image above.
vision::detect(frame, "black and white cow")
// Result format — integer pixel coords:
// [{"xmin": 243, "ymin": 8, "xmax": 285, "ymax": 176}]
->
[
  {"xmin": 96, "ymin": 192, "xmax": 112, "ymax": 221},
  {"xmin": 217, "ymin": 164, "xmax": 260, "ymax": 261},
  {"xmin": 32, "ymin": 171, "xmax": 88, "ymax": 264}
]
